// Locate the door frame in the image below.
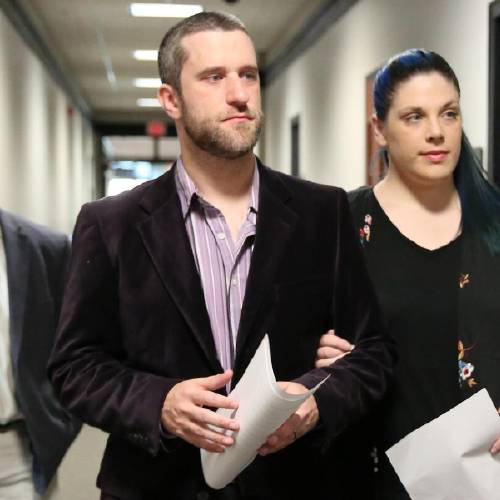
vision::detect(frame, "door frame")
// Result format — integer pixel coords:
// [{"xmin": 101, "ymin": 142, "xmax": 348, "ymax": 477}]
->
[{"xmin": 489, "ymin": 0, "xmax": 500, "ymax": 184}]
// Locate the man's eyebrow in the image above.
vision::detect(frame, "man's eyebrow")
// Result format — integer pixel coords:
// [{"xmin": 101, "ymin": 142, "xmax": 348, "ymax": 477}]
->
[
  {"xmin": 196, "ymin": 66, "xmax": 226, "ymax": 78},
  {"xmin": 196, "ymin": 65, "xmax": 259, "ymax": 78},
  {"xmin": 239, "ymin": 65, "xmax": 259, "ymax": 72}
]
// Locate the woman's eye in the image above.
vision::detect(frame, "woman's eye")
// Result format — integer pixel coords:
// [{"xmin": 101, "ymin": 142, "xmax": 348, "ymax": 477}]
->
[{"xmin": 443, "ymin": 110, "xmax": 459, "ymax": 120}]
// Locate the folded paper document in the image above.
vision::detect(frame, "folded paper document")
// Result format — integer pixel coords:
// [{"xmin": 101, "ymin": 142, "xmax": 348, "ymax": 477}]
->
[
  {"xmin": 387, "ymin": 389, "xmax": 500, "ymax": 500},
  {"xmin": 201, "ymin": 334, "xmax": 327, "ymax": 489}
]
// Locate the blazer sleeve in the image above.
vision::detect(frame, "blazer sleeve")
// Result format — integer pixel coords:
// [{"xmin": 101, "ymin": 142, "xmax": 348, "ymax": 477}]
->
[
  {"xmin": 48, "ymin": 204, "xmax": 179, "ymax": 456},
  {"xmin": 294, "ymin": 189, "xmax": 397, "ymax": 443}
]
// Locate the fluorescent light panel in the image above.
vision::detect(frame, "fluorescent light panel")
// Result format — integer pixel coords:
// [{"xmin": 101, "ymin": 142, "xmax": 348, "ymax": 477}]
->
[
  {"xmin": 130, "ymin": 3, "xmax": 203, "ymax": 18},
  {"xmin": 134, "ymin": 78, "xmax": 162, "ymax": 88},
  {"xmin": 133, "ymin": 50, "xmax": 158, "ymax": 61},
  {"xmin": 137, "ymin": 98, "xmax": 161, "ymax": 107}
]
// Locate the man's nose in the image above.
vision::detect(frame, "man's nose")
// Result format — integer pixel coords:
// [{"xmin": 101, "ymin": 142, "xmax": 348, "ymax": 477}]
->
[{"xmin": 226, "ymin": 75, "xmax": 249, "ymax": 107}]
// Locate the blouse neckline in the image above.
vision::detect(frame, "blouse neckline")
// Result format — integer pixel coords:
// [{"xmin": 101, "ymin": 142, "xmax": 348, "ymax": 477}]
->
[{"xmin": 369, "ymin": 187, "xmax": 463, "ymax": 255}]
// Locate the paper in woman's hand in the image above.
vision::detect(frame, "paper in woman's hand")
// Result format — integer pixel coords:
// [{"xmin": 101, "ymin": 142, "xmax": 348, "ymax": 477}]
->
[
  {"xmin": 386, "ymin": 389, "xmax": 500, "ymax": 500},
  {"xmin": 201, "ymin": 334, "xmax": 328, "ymax": 489}
]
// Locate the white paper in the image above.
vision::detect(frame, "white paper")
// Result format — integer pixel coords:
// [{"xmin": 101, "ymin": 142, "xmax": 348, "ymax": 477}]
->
[
  {"xmin": 387, "ymin": 389, "xmax": 500, "ymax": 500},
  {"xmin": 201, "ymin": 334, "xmax": 327, "ymax": 489}
]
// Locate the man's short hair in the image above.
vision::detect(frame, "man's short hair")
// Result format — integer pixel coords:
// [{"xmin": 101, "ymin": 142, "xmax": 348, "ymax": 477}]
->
[{"xmin": 158, "ymin": 11, "xmax": 249, "ymax": 94}]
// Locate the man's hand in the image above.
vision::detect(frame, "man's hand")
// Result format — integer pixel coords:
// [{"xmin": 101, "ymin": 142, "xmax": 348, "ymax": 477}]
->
[
  {"xmin": 490, "ymin": 436, "xmax": 500, "ymax": 455},
  {"xmin": 315, "ymin": 329, "xmax": 354, "ymax": 368},
  {"xmin": 161, "ymin": 369, "xmax": 240, "ymax": 453},
  {"xmin": 258, "ymin": 381, "xmax": 318, "ymax": 456}
]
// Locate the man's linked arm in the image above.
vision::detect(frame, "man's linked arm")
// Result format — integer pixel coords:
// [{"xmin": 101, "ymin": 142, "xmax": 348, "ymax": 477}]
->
[{"xmin": 294, "ymin": 189, "xmax": 397, "ymax": 443}]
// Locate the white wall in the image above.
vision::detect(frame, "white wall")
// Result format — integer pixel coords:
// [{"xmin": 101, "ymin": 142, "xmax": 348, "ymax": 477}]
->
[
  {"xmin": 0, "ymin": 8, "xmax": 102, "ymax": 500},
  {"xmin": 264, "ymin": 0, "xmax": 491, "ymax": 189},
  {"xmin": 0, "ymin": 9, "xmax": 95, "ymax": 233}
]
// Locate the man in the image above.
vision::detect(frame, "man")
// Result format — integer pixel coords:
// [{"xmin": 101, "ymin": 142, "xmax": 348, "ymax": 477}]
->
[
  {"xmin": 49, "ymin": 12, "xmax": 395, "ymax": 500},
  {"xmin": 0, "ymin": 210, "xmax": 80, "ymax": 499}
]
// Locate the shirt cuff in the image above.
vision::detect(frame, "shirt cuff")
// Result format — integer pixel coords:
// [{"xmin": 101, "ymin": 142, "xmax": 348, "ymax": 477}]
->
[{"xmin": 158, "ymin": 421, "xmax": 178, "ymax": 453}]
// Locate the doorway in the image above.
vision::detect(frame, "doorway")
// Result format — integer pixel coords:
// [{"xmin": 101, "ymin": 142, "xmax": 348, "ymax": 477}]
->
[{"xmin": 489, "ymin": 0, "xmax": 500, "ymax": 185}]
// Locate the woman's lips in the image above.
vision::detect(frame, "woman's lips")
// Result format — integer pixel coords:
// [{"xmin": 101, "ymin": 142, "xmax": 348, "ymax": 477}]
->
[{"xmin": 421, "ymin": 151, "xmax": 449, "ymax": 163}]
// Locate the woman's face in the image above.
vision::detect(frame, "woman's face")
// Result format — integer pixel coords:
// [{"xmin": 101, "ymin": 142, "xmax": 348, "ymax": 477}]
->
[{"xmin": 374, "ymin": 71, "xmax": 462, "ymax": 185}]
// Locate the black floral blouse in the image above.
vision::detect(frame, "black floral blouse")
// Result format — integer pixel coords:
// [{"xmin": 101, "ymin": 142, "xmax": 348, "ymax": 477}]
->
[{"xmin": 347, "ymin": 186, "xmax": 500, "ymax": 499}]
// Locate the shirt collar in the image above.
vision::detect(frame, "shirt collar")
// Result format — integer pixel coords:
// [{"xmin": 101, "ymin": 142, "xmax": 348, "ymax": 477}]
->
[{"xmin": 174, "ymin": 157, "xmax": 260, "ymax": 219}]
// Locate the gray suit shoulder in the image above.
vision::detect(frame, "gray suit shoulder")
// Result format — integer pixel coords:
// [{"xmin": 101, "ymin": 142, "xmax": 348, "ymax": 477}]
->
[{"xmin": 0, "ymin": 209, "xmax": 69, "ymax": 250}]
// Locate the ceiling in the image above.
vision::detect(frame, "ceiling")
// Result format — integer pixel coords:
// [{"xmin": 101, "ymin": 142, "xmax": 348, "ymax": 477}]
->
[{"xmin": 17, "ymin": 0, "xmax": 325, "ymax": 122}]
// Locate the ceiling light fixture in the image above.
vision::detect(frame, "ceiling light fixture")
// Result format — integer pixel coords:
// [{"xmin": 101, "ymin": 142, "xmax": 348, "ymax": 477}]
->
[
  {"xmin": 133, "ymin": 50, "xmax": 158, "ymax": 61},
  {"xmin": 137, "ymin": 98, "xmax": 161, "ymax": 107},
  {"xmin": 134, "ymin": 78, "xmax": 162, "ymax": 88},
  {"xmin": 130, "ymin": 3, "xmax": 203, "ymax": 18}
]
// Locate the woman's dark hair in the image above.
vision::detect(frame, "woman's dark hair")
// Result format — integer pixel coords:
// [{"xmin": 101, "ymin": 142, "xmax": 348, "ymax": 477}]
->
[{"xmin": 373, "ymin": 48, "xmax": 500, "ymax": 255}]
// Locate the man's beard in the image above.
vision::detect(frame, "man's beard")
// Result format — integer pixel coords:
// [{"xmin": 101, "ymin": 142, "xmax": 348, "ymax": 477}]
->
[{"xmin": 181, "ymin": 102, "xmax": 263, "ymax": 159}]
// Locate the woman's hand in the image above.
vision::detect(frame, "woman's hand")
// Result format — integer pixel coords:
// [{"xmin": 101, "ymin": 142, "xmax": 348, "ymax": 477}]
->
[{"xmin": 314, "ymin": 329, "xmax": 354, "ymax": 368}]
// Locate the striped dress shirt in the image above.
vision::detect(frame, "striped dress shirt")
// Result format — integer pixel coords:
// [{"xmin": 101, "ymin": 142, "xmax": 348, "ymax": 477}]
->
[{"xmin": 174, "ymin": 159, "xmax": 259, "ymax": 372}]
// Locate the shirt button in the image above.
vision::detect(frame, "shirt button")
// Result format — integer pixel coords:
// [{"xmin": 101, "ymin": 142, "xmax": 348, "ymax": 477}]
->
[
  {"xmin": 217, "ymin": 232, "xmax": 226, "ymax": 240},
  {"xmin": 231, "ymin": 278, "xmax": 238, "ymax": 286}
]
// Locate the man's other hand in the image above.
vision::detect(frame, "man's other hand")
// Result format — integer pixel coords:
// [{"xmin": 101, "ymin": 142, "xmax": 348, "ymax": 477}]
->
[
  {"xmin": 258, "ymin": 381, "xmax": 318, "ymax": 456},
  {"xmin": 490, "ymin": 436, "xmax": 500, "ymax": 455},
  {"xmin": 162, "ymin": 369, "xmax": 239, "ymax": 453}
]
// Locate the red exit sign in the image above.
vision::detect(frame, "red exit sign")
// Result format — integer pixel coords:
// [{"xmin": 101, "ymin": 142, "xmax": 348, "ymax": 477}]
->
[{"xmin": 146, "ymin": 121, "xmax": 166, "ymax": 138}]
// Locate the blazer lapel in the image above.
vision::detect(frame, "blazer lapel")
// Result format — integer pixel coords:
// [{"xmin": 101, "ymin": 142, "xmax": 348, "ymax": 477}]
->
[
  {"xmin": 0, "ymin": 211, "xmax": 30, "ymax": 368},
  {"xmin": 233, "ymin": 165, "xmax": 298, "ymax": 380},
  {"xmin": 137, "ymin": 169, "xmax": 222, "ymax": 374}
]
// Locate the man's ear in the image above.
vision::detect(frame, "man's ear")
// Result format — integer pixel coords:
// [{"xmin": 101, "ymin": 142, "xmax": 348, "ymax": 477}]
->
[
  {"xmin": 158, "ymin": 84, "xmax": 182, "ymax": 120},
  {"xmin": 372, "ymin": 114, "xmax": 387, "ymax": 148}
]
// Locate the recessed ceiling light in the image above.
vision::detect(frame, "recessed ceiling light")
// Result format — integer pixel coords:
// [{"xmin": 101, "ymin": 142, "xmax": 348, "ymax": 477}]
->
[
  {"xmin": 137, "ymin": 98, "xmax": 161, "ymax": 107},
  {"xmin": 134, "ymin": 78, "xmax": 162, "ymax": 88},
  {"xmin": 130, "ymin": 3, "xmax": 203, "ymax": 18},
  {"xmin": 133, "ymin": 50, "xmax": 158, "ymax": 61}
]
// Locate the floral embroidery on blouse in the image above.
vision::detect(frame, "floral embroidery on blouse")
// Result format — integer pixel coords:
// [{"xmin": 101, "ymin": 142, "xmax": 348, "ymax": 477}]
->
[
  {"xmin": 458, "ymin": 340, "xmax": 477, "ymax": 388},
  {"xmin": 359, "ymin": 214, "xmax": 372, "ymax": 245},
  {"xmin": 459, "ymin": 273, "xmax": 470, "ymax": 288}
]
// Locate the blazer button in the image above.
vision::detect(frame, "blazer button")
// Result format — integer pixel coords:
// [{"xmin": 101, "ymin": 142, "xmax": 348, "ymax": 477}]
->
[{"xmin": 196, "ymin": 492, "xmax": 210, "ymax": 500}]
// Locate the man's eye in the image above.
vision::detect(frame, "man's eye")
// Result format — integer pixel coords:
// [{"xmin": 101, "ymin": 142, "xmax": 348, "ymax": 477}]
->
[
  {"xmin": 405, "ymin": 113, "xmax": 421, "ymax": 123},
  {"xmin": 242, "ymin": 71, "xmax": 258, "ymax": 80},
  {"xmin": 206, "ymin": 74, "xmax": 223, "ymax": 82}
]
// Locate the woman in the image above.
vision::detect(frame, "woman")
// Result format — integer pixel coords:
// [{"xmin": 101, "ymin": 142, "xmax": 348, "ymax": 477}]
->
[{"xmin": 316, "ymin": 49, "xmax": 500, "ymax": 499}]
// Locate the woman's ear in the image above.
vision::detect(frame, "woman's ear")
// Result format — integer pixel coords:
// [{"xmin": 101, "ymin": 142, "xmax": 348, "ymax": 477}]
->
[
  {"xmin": 158, "ymin": 84, "xmax": 182, "ymax": 120},
  {"xmin": 372, "ymin": 114, "xmax": 387, "ymax": 148}
]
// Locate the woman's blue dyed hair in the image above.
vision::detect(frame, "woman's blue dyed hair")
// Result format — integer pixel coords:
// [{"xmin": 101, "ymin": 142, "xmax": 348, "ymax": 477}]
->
[{"xmin": 374, "ymin": 48, "xmax": 500, "ymax": 255}]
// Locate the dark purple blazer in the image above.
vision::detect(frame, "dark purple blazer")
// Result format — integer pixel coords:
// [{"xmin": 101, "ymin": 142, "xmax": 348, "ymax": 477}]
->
[{"xmin": 49, "ymin": 161, "xmax": 396, "ymax": 500}]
